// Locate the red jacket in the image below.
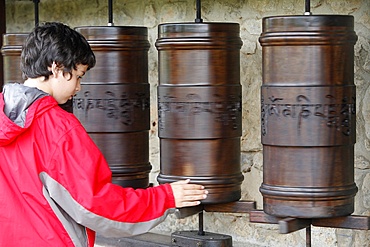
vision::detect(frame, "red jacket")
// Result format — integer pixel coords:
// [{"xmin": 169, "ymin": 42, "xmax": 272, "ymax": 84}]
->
[{"xmin": 0, "ymin": 84, "xmax": 176, "ymax": 247}]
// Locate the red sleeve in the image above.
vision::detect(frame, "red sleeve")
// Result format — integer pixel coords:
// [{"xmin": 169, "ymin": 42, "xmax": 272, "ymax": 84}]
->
[{"xmin": 43, "ymin": 122, "xmax": 176, "ymax": 235}]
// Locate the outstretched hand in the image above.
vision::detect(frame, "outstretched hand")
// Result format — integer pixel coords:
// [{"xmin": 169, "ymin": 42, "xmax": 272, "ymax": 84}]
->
[{"xmin": 170, "ymin": 179, "xmax": 208, "ymax": 208}]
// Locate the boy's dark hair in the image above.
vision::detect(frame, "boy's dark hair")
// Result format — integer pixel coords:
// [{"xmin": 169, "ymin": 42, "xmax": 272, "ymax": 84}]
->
[{"xmin": 21, "ymin": 22, "xmax": 96, "ymax": 80}]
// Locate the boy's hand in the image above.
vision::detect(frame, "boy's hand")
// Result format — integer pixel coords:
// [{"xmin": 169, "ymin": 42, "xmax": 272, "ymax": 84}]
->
[{"xmin": 170, "ymin": 179, "xmax": 208, "ymax": 208}]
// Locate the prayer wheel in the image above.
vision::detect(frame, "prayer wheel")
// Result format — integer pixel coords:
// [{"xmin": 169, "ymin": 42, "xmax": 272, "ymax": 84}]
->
[
  {"xmin": 259, "ymin": 15, "xmax": 358, "ymax": 218},
  {"xmin": 1, "ymin": 33, "xmax": 28, "ymax": 85},
  {"xmin": 74, "ymin": 26, "xmax": 151, "ymax": 188},
  {"xmin": 156, "ymin": 23, "xmax": 244, "ymax": 204}
]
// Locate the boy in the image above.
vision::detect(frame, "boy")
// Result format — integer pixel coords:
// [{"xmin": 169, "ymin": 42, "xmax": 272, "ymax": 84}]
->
[{"xmin": 0, "ymin": 22, "xmax": 207, "ymax": 247}]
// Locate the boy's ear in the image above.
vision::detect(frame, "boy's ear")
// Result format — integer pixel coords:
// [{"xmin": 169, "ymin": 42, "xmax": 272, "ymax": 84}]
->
[{"xmin": 50, "ymin": 61, "xmax": 62, "ymax": 78}]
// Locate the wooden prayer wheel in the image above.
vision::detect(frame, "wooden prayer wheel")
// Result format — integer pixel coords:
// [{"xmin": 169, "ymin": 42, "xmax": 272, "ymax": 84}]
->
[
  {"xmin": 74, "ymin": 26, "xmax": 151, "ymax": 189},
  {"xmin": 259, "ymin": 15, "xmax": 358, "ymax": 218},
  {"xmin": 1, "ymin": 33, "xmax": 28, "ymax": 85},
  {"xmin": 156, "ymin": 23, "xmax": 244, "ymax": 204}
]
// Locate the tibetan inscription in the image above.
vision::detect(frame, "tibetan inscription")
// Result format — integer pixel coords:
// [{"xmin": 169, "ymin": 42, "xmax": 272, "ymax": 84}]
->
[
  {"xmin": 261, "ymin": 86, "xmax": 356, "ymax": 146},
  {"xmin": 73, "ymin": 84, "xmax": 150, "ymax": 132},
  {"xmin": 158, "ymin": 85, "xmax": 242, "ymax": 139}
]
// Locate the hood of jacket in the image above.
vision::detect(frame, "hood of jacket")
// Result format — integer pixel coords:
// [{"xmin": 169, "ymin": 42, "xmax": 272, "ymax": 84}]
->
[{"xmin": 0, "ymin": 83, "xmax": 55, "ymax": 146}]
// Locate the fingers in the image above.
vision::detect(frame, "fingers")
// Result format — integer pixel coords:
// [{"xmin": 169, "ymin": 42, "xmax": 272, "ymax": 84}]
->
[
  {"xmin": 178, "ymin": 200, "xmax": 203, "ymax": 207},
  {"xmin": 170, "ymin": 180, "xmax": 209, "ymax": 208},
  {"xmin": 175, "ymin": 192, "xmax": 207, "ymax": 208},
  {"xmin": 171, "ymin": 179, "xmax": 191, "ymax": 185}
]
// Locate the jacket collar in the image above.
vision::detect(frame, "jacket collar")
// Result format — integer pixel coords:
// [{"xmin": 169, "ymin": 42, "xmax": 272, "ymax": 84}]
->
[{"xmin": 0, "ymin": 83, "xmax": 57, "ymax": 146}]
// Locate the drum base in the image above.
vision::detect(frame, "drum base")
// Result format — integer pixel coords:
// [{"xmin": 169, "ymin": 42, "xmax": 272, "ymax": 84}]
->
[{"xmin": 262, "ymin": 197, "xmax": 355, "ymax": 218}]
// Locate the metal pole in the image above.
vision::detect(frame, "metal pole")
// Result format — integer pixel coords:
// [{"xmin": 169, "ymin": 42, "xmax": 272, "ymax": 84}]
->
[
  {"xmin": 198, "ymin": 212, "xmax": 205, "ymax": 236},
  {"xmin": 108, "ymin": 0, "xmax": 114, "ymax": 26},
  {"xmin": 195, "ymin": 0, "xmax": 203, "ymax": 23},
  {"xmin": 304, "ymin": 0, "xmax": 311, "ymax": 15},
  {"xmin": 0, "ymin": 0, "xmax": 6, "ymax": 89},
  {"xmin": 306, "ymin": 225, "xmax": 311, "ymax": 247},
  {"xmin": 33, "ymin": 0, "xmax": 40, "ymax": 26}
]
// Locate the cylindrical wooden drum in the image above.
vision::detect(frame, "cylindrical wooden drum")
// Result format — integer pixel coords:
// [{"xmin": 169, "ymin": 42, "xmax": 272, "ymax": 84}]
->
[
  {"xmin": 74, "ymin": 26, "xmax": 151, "ymax": 188},
  {"xmin": 156, "ymin": 23, "xmax": 244, "ymax": 204},
  {"xmin": 1, "ymin": 33, "xmax": 28, "ymax": 85},
  {"xmin": 259, "ymin": 15, "xmax": 358, "ymax": 218}
]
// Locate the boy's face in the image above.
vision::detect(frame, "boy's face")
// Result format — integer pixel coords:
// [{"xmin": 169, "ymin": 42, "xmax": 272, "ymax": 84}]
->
[{"xmin": 52, "ymin": 64, "xmax": 88, "ymax": 104}]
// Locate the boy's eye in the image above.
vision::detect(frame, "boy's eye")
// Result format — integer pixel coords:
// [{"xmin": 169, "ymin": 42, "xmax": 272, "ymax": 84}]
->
[{"xmin": 77, "ymin": 75, "xmax": 83, "ymax": 79}]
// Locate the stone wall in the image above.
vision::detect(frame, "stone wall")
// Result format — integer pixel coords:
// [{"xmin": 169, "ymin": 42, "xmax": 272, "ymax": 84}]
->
[{"xmin": 4, "ymin": 0, "xmax": 369, "ymax": 246}]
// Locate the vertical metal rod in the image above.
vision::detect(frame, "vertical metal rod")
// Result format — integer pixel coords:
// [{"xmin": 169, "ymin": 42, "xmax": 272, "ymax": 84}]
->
[
  {"xmin": 0, "ymin": 0, "xmax": 6, "ymax": 89},
  {"xmin": 33, "ymin": 0, "xmax": 40, "ymax": 27},
  {"xmin": 195, "ymin": 0, "xmax": 203, "ymax": 23},
  {"xmin": 108, "ymin": 0, "xmax": 114, "ymax": 26},
  {"xmin": 306, "ymin": 225, "xmax": 311, "ymax": 247},
  {"xmin": 304, "ymin": 0, "xmax": 311, "ymax": 15},
  {"xmin": 198, "ymin": 212, "xmax": 205, "ymax": 236}
]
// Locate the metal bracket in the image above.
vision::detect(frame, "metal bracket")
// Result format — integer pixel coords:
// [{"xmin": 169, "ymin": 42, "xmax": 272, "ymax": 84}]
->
[
  {"xmin": 171, "ymin": 231, "xmax": 232, "ymax": 247},
  {"xmin": 249, "ymin": 210, "xmax": 370, "ymax": 233},
  {"xmin": 249, "ymin": 210, "xmax": 370, "ymax": 247}
]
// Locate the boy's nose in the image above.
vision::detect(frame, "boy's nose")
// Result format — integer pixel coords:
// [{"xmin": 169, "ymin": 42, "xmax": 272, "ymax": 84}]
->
[{"xmin": 76, "ymin": 81, "xmax": 81, "ymax": 92}]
